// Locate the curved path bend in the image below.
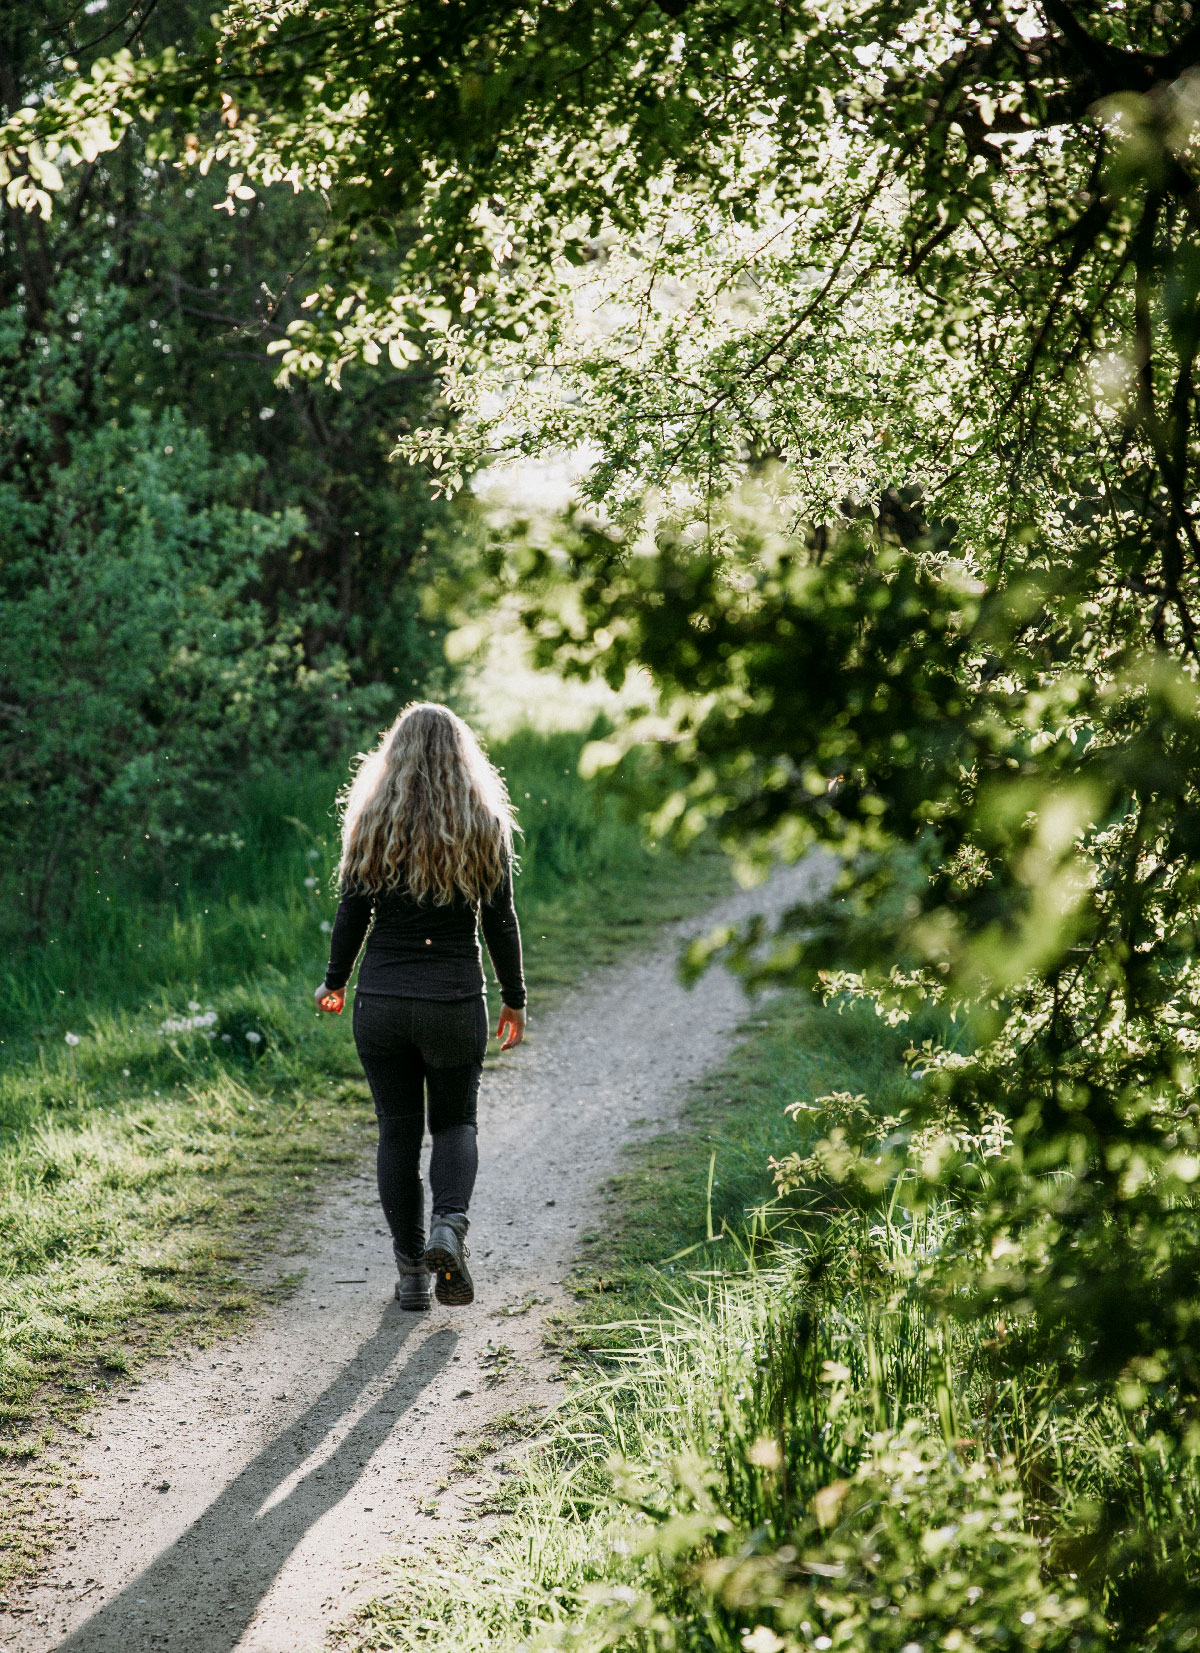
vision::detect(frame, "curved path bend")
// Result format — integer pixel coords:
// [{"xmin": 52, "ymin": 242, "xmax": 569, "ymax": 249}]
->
[{"xmin": 2, "ymin": 863, "xmax": 819, "ymax": 1653}]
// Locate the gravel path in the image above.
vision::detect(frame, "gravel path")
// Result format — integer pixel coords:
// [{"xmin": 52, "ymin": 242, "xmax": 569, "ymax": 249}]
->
[{"xmin": 2, "ymin": 863, "xmax": 819, "ymax": 1653}]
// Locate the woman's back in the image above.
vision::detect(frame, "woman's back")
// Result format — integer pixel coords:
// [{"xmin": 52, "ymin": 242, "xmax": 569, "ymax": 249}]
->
[{"xmin": 325, "ymin": 867, "xmax": 524, "ymax": 1007}]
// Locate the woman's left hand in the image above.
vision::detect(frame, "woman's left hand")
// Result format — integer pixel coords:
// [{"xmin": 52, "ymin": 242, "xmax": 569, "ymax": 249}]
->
[
  {"xmin": 497, "ymin": 1005, "xmax": 525, "ymax": 1050},
  {"xmin": 314, "ymin": 983, "xmax": 344, "ymax": 1013}
]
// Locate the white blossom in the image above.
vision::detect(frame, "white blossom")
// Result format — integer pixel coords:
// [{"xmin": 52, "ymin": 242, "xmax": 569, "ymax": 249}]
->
[{"xmin": 160, "ymin": 1010, "xmax": 218, "ymax": 1035}]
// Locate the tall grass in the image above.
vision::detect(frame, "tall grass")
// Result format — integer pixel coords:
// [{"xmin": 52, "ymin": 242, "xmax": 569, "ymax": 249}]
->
[
  {"xmin": 0, "ymin": 724, "xmax": 668, "ymax": 1038},
  {"xmin": 352, "ymin": 1260, "xmax": 1107, "ymax": 1653},
  {"xmin": 346, "ymin": 995, "xmax": 1200, "ymax": 1653}
]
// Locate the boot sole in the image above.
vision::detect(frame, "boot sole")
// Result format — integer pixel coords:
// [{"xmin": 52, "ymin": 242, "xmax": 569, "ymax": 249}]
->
[{"xmin": 424, "ymin": 1243, "xmax": 474, "ymax": 1306}]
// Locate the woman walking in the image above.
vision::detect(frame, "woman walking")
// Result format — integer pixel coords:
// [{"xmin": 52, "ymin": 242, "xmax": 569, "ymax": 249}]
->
[{"xmin": 315, "ymin": 703, "xmax": 526, "ymax": 1313}]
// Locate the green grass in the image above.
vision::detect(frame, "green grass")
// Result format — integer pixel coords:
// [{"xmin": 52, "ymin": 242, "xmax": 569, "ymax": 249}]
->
[
  {"xmin": 0, "ymin": 725, "xmax": 730, "ymax": 1586},
  {"xmin": 0, "ymin": 724, "xmax": 709, "ymax": 1040},
  {"xmin": 344, "ymin": 993, "xmax": 1200, "ymax": 1653},
  {"xmin": 0, "ymin": 1071, "xmax": 365, "ymax": 1582},
  {"xmin": 566, "ymin": 996, "xmax": 922, "ymax": 1313}
]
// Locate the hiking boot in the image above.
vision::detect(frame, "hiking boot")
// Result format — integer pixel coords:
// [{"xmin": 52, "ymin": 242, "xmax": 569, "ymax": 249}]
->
[
  {"xmin": 424, "ymin": 1215, "xmax": 473, "ymax": 1307},
  {"xmin": 394, "ymin": 1248, "xmax": 431, "ymax": 1312}
]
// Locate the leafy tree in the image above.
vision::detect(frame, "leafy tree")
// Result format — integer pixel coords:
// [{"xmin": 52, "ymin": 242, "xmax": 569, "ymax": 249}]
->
[
  {"xmin": 0, "ymin": 280, "xmax": 342, "ymax": 923},
  {"xmin": 106, "ymin": 159, "xmax": 458, "ymax": 685},
  {"xmin": 0, "ymin": 0, "xmax": 463, "ymax": 929}
]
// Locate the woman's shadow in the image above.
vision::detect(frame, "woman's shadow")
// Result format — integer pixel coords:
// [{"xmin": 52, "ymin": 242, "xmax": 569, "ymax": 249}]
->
[{"xmin": 56, "ymin": 1304, "xmax": 457, "ymax": 1652}]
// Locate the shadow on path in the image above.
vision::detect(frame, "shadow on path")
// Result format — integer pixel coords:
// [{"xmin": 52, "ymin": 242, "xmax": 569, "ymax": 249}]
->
[{"xmin": 56, "ymin": 1306, "xmax": 456, "ymax": 1651}]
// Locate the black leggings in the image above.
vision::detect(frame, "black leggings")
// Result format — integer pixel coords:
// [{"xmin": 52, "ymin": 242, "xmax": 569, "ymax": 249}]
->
[{"xmin": 352, "ymin": 992, "xmax": 487, "ymax": 1261}]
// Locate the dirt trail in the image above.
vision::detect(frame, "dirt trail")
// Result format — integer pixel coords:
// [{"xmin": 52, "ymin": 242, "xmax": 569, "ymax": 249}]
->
[{"xmin": 2, "ymin": 864, "xmax": 817, "ymax": 1653}]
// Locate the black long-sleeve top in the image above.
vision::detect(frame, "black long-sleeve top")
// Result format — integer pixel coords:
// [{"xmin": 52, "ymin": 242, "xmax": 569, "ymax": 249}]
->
[{"xmin": 322, "ymin": 861, "xmax": 526, "ymax": 1008}]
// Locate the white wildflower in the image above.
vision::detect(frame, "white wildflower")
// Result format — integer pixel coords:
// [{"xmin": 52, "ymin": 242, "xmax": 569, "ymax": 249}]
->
[
  {"xmin": 320, "ymin": 920, "xmax": 332, "ymax": 933},
  {"xmin": 122, "ymin": 1067, "xmax": 131, "ymax": 1077},
  {"xmin": 741, "ymin": 1630, "xmax": 785, "ymax": 1653},
  {"xmin": 304, "ymin": 876, "xmax": 318, "ymax": 888},
  {"xmin": 64, "ymin": 1031, "xmax": 81, "ymax": 1046},
  {"xmin": 221, "ymin": 1034, "xmax": 232, "ymax": 1043},
  {"xmin": 159, "ymin": 1010, "xmax": 218, "ymax": 1035},
  {"xmin": 307, "ymin": 848, "xmax": 320, "ymax": 860},
  {"xmin": 245, "ymin": 1030, "xmax": 263, "ymax": 1045},
  {"xmin": 187, "ymin": 999, "xmax": 200, "ymax": 1011}
]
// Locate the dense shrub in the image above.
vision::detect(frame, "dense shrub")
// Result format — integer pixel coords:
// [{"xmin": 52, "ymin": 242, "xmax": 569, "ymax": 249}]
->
[{"xmin": 0, "ymin": 290, "xmax": 360, "ymax": 926}]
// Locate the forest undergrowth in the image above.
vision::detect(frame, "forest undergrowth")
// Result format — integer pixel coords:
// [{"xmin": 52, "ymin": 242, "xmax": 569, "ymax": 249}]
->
[
  {"xmin": 0, "ymin": 725, "xmax": 729, "ymax": 1585},
  {"xmin": 345, "ymin": 996, "xmax": 1200, "ymax": 1653}
]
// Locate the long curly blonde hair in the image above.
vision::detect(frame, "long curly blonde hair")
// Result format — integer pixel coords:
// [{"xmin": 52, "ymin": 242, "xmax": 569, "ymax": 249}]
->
[{"xmin": 336, "ymin": 703, "xmax": 517, "ymax": 903}]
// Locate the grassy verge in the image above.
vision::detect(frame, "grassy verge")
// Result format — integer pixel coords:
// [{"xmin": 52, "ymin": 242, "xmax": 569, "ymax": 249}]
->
[
  {"xmin": 345, "ymin": 991, "xmax": 1200, "ymax": 1653},
  {"xmin": 345, "ymin": 992, "xmax": 929, "ymax": 1650},
  {"xmin": 567, "ymin": 995, "xmax": 920, "ymax": 1314},
  {"xmin": 0, "ymin": 726, "xmax": 730, "ymax": 1585}
]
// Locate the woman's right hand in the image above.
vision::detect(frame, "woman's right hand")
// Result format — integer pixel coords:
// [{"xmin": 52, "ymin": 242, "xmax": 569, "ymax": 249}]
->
[{"xmin": 497, "ymin": 1005, "xmax": 525, "ymax": 1050}]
